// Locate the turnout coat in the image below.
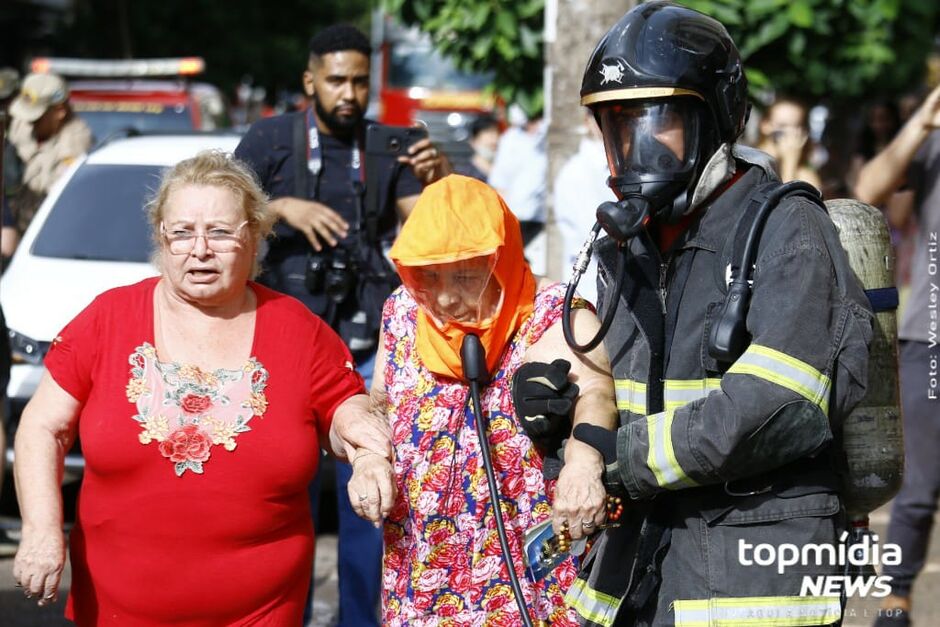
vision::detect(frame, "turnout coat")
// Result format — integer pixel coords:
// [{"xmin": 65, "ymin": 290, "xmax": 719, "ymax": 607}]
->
[{"xmin": 566, "ymin": 147, "xmax": 874, "ymax": 627}]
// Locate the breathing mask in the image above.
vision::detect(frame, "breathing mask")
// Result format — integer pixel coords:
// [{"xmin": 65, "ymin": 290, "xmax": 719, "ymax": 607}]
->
[{"xmin": 594, "ymin": 98, "xmax": 707, "ymax": 240}]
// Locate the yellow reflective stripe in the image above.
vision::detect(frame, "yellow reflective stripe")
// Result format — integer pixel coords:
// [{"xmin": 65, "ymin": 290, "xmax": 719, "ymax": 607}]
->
[
  {"xmin": 646, "ymin": 410, "xmax": 697, "ymax": 489},
  {"xmin": 674, "ymin": 596, "xmax": 842, "ymax": 626},
  {"xmin": 564, "ymin": 577, "xmax": 620, "ymax": 627},
  {"xmin": 664, "ymin": 378, "xmax": 723, "ymax": 390},
  {"xmin": 615, "ymin": 379, "xmax": 647, "ymax": 414},
  {"xmin": 673, "ymin": 600, "xmax": 710, "ymax": 627},
  {"xmin": 663, "ymin": 378, "xmax": 723, "ymax": 410},
  {"xmin": 726, "ymin": 344, "xmax": 831, "ymax": 414}
]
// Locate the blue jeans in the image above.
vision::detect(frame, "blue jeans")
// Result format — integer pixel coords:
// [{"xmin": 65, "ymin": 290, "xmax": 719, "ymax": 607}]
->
[{"xmin": 304, "ymin": 351, "xmax": 381, "ymax": 626}]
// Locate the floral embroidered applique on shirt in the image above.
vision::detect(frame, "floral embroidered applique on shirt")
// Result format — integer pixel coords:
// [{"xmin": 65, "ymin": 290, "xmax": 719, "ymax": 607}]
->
[{"xmin": 126, "ymin": 342, "xmax": 269, "ymax": 476}]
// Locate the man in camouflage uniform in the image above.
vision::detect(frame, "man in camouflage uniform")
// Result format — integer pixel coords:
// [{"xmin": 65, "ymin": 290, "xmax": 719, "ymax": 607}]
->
[{"xmin": 8, "ymin": 72, "xmax": 91, "ymax": 235}]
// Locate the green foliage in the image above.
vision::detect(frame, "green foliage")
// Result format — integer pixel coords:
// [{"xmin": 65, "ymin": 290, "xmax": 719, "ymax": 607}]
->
[
  {"xmin": 384, "ymin": 0, "xmax": 545, "ymax": 117},
  {"xmin": 679, "ymin": 0, "xmax": 940, "ymax": 103}
]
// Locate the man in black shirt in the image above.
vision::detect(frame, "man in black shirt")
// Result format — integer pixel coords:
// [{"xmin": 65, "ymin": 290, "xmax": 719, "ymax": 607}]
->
[{"xmin": 235, "ymin": 24, "xmax": 450, "ymax": 625}]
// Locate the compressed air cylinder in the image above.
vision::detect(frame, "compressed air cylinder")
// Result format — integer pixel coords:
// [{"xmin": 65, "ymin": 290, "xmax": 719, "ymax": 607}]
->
[{"xmin": 826, "ymin": 198, "xmax": 904, "ymax": 522}]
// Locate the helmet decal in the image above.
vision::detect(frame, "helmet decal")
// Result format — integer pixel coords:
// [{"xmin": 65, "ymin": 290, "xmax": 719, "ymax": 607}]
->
[{"xmin": 599, "ymin": 59, "xmax": 626, "ymax": 86}]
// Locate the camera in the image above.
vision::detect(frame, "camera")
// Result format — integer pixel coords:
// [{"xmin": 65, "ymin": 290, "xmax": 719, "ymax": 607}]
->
[
  {"xmin": 305, "ymin": 247, "xmax": 356, "ymax": 304},
  {"xmin": 324, "ymin": 247, "xmax": 355, "ymax": 303}
]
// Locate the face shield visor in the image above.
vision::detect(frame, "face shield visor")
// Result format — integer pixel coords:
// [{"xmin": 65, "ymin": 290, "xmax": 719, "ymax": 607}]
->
[
  {"xmin": 397, "ymin": 254, "xmax": 502, "ymax": 327},
  {"xmin": 589, "ymin": 98, "xmax": 707, "ymax": 232},
  {"xmin": 597, "ymin": 98, "xmax": 703, "ymax": 189}
]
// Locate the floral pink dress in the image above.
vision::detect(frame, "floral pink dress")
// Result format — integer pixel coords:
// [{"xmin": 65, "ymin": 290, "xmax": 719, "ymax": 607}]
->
[{"xmin": 381, "ymin": 283, "xmax": 581, "ymax": 626}]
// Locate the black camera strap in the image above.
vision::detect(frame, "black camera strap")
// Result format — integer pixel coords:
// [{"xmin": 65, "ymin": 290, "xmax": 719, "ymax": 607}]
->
[
  {"xmin": 292, "ymin": 111, "xmax": 308, "ymax": 200},
  {"xmin": 304, "ymin": 107, "xmax": 364, "ymax": 203}
]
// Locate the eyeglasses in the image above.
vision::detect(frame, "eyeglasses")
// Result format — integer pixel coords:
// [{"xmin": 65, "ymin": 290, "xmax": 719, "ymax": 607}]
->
[{"xmin": 161, "ymin": 221, "xmax": 249, "ymax": 255}]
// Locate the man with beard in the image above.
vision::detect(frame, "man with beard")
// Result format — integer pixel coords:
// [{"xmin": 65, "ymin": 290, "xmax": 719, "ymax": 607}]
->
[{"xmin": 235, "ymin": 24, "xmax": 449, "ymax": 625}]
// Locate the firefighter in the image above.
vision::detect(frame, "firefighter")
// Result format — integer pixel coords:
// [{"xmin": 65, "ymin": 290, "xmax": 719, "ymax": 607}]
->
[{"xmin": 555, "ymin": 3, "xmax": 874, "ymax": 625}]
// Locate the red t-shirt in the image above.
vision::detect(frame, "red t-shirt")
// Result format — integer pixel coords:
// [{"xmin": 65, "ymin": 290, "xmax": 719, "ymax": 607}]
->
[{"xmin": 44, "ymin": 277, "xmax": 363, "ymax": 626}]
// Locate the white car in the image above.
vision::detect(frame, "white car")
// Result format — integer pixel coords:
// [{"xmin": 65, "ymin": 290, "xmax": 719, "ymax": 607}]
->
[{"xmin": 2, "ymin": 133, "xmax": 241, "ymax": 474}]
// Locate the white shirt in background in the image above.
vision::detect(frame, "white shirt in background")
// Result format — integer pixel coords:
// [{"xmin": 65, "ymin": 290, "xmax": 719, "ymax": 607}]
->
[
  {"xmin": 488, "ymin": 123, "xmax": 547, "ymax": 223},
  {"xmin": 554, "ymin": 136, "xmax": 615, "ymax": 306}
]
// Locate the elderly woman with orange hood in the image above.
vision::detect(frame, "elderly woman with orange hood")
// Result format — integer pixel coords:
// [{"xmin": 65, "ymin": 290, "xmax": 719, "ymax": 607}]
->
[{"xmin": 349, "ymin": 175, "xmax": 617, "ymax": 625}]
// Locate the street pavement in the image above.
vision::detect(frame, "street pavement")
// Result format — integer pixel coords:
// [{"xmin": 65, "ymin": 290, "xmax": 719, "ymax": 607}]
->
[{"xmin": 0, "ymin": 506, "xmax": 937, "ymax": 625}]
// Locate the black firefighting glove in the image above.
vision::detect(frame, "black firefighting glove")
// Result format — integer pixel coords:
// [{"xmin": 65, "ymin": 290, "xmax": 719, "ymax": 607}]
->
[
  {"xmin": 512, "ymin": 359, "xmax": 579, "ymax": 458},
  {"xmin": 573, "ymin": 423, "xmax": 627, "ymax": 497}
]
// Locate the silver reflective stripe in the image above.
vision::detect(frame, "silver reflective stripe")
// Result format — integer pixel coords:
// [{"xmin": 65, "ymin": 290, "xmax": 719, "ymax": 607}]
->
[
  {"xmin": 663, "ymin": 378, "xmax": 723, "ymax": 410},
  {"xmin": 727, "ymin": 344, "xmax": 831, "ymax": 414},
  {"xmin": 565, "ymin": 577, "xmax": 620, "ymax": 627},
  {"xmin": 674, "ymin": 596, "xmax": 842, "ymax": 626},
  {"xmin": 615, "ymin": 379, "xmax": 647, "ymax": 414},
  {"xmin": 646, "ymin": 410, "xmax": 696, "ymax": 489}
]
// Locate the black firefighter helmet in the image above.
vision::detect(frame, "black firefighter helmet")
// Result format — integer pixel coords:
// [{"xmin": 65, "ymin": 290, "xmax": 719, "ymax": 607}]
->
[{"xmin": 581, "ymin": 1, "xmax": 748, "ymax": 229}]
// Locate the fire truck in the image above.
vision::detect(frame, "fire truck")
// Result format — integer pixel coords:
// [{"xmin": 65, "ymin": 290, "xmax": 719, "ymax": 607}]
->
[
  {"xmin": 29, "ymin": 57, "xmax": 227, "ymax": 144},
  {"xmin": 370, "ymin": 14, "xmax": 500, "ymax": 168}
]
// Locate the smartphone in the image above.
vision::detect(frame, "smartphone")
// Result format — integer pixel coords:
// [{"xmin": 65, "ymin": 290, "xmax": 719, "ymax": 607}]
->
[
  {"xmin": 362, "ymin": 123, "xmax": 430, "ymax": 236},
  {"xmin": 365, "ymin": 124, "xmax": 428, "ymax": 157}
]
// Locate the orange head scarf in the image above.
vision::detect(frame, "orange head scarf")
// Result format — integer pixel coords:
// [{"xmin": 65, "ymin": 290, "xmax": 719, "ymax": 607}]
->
[{"xmin": 389, "ymin": 174, "xmax": 536, "ymax": 381}]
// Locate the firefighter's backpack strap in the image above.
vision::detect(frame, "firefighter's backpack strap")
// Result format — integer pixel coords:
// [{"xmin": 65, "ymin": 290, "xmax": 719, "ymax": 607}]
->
[
  {"xmin": 719, "ymin": 186, "xmax": 899, "ymax": 315},
  {"xmin": 709, "ymin": 180, "xmax": 825, "ymax": 362},
  {"xmin": 715, "ymin": 181, "xmax": 787, "ymax": 295}
]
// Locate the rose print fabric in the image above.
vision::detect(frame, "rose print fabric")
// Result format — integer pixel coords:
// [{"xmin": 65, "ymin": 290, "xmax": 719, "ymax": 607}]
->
[
  {"xmin": 43, "ymin": 278, "xmax": 364, "ymax": 626},
  {"xmin": 381, "ymin": 283, "xmax": 583, "ymax": 626},
  {"xmin": 126, "ymin": 343, "xmax": 269, "ymax": 476}
]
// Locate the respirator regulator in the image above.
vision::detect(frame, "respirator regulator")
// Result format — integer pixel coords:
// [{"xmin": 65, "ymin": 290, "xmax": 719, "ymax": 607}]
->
[{"xmin": 563, "ymin": 98, "xmax": 707, "ymax": 352}]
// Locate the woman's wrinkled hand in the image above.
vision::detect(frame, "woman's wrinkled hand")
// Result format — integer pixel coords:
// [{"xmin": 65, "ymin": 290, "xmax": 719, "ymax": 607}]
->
[
  {"xmin": 551, "ymin": 445, "xmax": 607, "ymax": 541},
  {"xmin": 13, "ymin": 526, "xmax": 66, "ymax": 607},
  {"xmin": 331, "ymin": 394, "xmax": 393, "ymax": 462},
  {"xmin": 348, "ymin": 451, "xmax": 397, "ymax": 528}
]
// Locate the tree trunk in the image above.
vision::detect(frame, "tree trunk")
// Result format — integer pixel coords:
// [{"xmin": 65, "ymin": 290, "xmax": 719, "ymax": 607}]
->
[{"xmin": 544, "ymin": 0, "xmax": 636, "ymax": 279}]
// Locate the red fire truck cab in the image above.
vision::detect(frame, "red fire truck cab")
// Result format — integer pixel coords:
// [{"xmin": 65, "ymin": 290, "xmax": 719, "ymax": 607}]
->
[{"xmin": 30, "ymin": 57, "xmax": 227, "ymax": 145}]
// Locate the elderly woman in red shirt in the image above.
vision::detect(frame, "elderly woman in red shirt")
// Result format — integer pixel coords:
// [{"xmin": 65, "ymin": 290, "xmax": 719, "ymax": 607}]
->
[{"xmin": 13, "ymin": 150, "xmax": 391, "ymax": 626}]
